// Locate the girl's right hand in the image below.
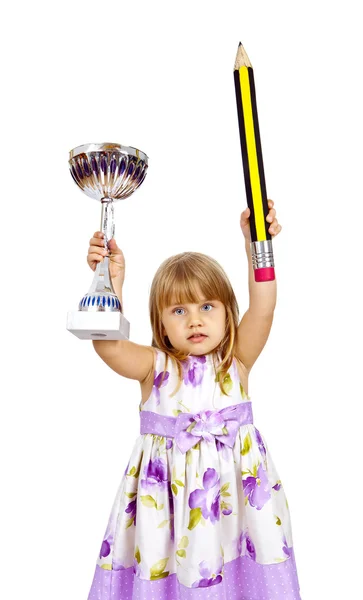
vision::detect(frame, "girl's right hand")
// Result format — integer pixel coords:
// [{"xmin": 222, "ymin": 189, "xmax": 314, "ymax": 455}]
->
[{"xmin": 87, "ymin": 231, "xmax": 126, "ymax": 288}]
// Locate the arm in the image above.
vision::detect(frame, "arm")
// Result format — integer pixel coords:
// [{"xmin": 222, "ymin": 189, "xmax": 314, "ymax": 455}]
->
[
  {"xmin": 92, "ymin": 279, "xmax": 155, "ymax": 383},
  {"xmin": 235, "ymin": 239, "xmax": 276, "ymax": 372},
  {"xmin": 92, "ymin": 339, "xmax": 155, "ymax": 383}
]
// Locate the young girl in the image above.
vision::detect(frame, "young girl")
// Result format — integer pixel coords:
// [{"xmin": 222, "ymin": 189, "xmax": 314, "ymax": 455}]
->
[{"xmin": 86, "ymin": 199, "xmax": 302, "ymax": 600}]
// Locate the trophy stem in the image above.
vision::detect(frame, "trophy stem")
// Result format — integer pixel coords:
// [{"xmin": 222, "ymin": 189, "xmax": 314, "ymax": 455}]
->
[
  {"xmin": 89, "ymin": 197, "xmax": 117, "ymax": 296},
  {"xmin": 100, "ymin": 199, "xmax": 115, "ymax": 249},
  {"xmin": 78, "ymin": 198, "xmax": 118, "ymax": 305}
]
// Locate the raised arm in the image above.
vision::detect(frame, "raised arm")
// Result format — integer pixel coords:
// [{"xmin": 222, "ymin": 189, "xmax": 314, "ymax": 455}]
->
[
  {"xmin": 236, "ymin": 199, "xmax": 280, "ymax": 372},
  {"xmin": 92, "ymin": 339, "xmax": 155, "ymax": 383}
]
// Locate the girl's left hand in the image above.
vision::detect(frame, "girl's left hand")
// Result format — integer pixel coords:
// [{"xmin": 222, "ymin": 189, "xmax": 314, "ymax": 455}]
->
[{"xmin": 240, "ymin": 199, "xmax": 282, "ymax": 242}]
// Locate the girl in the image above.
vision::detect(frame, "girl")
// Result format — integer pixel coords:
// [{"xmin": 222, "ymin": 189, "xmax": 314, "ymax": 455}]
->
[{"xmin": 86, "ymin": 199, "xmax": 301, "ymax": 599}]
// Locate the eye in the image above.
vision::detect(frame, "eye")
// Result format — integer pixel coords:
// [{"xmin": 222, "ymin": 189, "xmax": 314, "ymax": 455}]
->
[
  {"xmin": 201, "ymin": 303, "xmax": 213, "ymax": 311},
  {"xmin": 173, "ymin": 308, "xmax": 185, "ymax": 316}
]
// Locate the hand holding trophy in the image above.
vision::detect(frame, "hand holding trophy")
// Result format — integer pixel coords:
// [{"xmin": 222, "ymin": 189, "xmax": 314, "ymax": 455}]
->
[
  {"xmin": 66, "ymin": 143, "xmax": 148, "ymax": 340},
  {"xmin": 87, "ymin": 232, "xmax": 126, "ymax": 290}
]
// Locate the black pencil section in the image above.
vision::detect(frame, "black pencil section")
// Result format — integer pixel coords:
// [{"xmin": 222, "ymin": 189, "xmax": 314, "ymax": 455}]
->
[{"xmin": 233, "ymin": 68, "xmax": 257, "ymax": 242}]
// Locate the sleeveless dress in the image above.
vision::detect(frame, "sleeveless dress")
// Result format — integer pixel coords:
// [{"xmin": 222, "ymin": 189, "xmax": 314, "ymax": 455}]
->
[{"xmin": 87, "ymin": 349, "xmax": 302, "ymax": 600}]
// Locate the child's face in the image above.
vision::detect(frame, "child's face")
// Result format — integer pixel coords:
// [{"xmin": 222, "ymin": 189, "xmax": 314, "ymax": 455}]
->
[{"xmin": 161, "ymin": 289, "xmax": 226, "ymax": 355}]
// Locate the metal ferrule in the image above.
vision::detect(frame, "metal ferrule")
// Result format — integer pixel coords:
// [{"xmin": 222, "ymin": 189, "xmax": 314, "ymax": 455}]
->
[{"xmin": 250, "ymin": 239, "xmax": 275, "ymax": 270}]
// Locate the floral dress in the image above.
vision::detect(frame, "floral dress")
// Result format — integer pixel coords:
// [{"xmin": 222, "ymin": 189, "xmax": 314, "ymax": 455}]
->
[{"xmin": 87, "ymin": 349, "xmax": 301, "ymax": 600}]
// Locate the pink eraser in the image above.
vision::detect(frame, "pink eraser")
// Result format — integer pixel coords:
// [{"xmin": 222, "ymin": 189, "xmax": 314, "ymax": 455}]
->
[{"xmin": 254, "ymin": 267, "xmax": 275, "ymax": 282}]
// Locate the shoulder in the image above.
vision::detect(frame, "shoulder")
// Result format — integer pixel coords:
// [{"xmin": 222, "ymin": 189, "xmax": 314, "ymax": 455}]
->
[
  {"xmin": 147, "ymin": 347, "xmax": 171, "ymax": 374},
  {"xmin": 140, "ymin": 347, "xmax": 159, "ymax": 390}
]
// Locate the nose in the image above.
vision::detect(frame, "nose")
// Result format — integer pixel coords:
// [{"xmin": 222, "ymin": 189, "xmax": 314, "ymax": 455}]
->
[{"xmin": 188, "ymin": 310, "xmax": 204, "ymax": 327}]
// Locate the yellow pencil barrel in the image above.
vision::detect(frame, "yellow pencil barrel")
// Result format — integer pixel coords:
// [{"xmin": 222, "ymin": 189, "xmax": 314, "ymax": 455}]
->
[{"xmin": 234, "ymin": 42, "xmax": 275, "ymax": 282}]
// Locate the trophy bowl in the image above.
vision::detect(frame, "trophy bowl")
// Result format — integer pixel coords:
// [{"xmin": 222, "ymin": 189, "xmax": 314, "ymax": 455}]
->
[
  {"xmin": 67, "ymin": 142, "xmax": 148, "ymax": 340},
  {"xmin": 69, "ymin": 142, "xmax": 148, "ymax": 202}
]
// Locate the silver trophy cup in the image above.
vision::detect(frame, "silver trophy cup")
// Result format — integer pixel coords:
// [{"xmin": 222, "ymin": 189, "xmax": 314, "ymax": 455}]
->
[{"xmin": 66, "ymin": 142, "xmax": 148, "ymax": 340}]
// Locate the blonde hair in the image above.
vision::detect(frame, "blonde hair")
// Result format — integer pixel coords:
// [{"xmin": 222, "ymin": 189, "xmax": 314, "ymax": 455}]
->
[{"xmin": 149, "ymin": 251, "xmax": 243, "ymax": 397}]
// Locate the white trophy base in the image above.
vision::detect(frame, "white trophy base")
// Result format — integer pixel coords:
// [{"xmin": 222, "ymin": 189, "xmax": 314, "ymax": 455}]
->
[{"xmin": 66, "ymin": 310, "xmax": 130, "ymax": 340}]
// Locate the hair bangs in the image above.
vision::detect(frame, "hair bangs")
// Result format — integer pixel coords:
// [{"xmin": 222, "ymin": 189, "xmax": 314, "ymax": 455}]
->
[{"xmin": 157, "ymin": 259, "xmax": 222, "ymax": 312}]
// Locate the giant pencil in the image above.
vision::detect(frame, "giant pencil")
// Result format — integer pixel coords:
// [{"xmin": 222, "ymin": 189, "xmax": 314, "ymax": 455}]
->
[{"xmin": 234, "ymin": 42, "xmax": 275, "ymax": 282}]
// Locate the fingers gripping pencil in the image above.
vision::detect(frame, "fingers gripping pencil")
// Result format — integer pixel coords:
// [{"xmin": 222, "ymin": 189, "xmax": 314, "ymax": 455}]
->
[{"xmin": 234, "ymin": 42, "xmax": 275, "ymax": 282}]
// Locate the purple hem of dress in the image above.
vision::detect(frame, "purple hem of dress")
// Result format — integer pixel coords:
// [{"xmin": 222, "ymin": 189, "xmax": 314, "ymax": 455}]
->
[{"xmin": 87, "ymin": 547, "xmax": 301, "ymax": 599}]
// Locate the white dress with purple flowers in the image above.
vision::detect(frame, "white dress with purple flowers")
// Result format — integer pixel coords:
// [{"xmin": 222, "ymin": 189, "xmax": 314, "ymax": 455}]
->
[{"xmin": 87, "ymin": 350, "xmax": 301, "ymax": 600}]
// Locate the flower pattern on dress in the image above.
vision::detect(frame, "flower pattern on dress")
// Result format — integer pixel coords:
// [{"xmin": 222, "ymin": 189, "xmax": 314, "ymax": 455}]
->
[
  {"xmin": 255, "ymin": 427, "xmax": 267, "ymax": 457},
  {"xmin": 152, "ymin": 369, "xmax": 170, "ymax": 405},
  {"xmin": 192, "ymin": 555, "xmax": 224, "ymax": 588},
  {"xmin": 237, "ymin": 530, "xmax": 257, "ymax": 561},
  {"xmin": 215, "ymin": 437, "xmax": 232, "ymax": 460},
  {"xmin": 181, "ymin": 355, "xmax": 207, "ymax": 386},
  {"xmin": 243, "ymin": 461, "xmax": 271, "ymax": 510},
  {"xmin": 188, "ymin": 467, "xmax": 220, "ymax": 525},
  {"xmin": 282, "ymin": 534, "xmax": 292, "ymax": 558},
  {"xmin": 141, "ymin": 457, "xmax": 168, "ymax": 492},
  {"xmin": 125, "ymin": 498, "xmax": 137, "ymax": 525},
  {"xmin": 99, "ymin": 534, "xmax": 113, "ymax": 559}
]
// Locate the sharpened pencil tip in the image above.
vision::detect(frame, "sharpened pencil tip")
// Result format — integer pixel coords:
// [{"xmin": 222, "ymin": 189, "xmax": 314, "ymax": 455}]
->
[{"xmin": 234, "ymin": 42, "xmax": 252, "ymax": 69}]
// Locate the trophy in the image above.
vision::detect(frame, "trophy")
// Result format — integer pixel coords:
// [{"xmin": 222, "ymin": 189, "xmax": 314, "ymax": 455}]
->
[{"xmin": 66, "ymin": 143, "xmax": 148, "ymax": 340}]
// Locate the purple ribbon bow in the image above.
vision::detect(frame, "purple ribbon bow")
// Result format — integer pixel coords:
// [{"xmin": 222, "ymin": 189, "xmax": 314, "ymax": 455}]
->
[{"xmin": 175, "ymin": 405, "xmax": 241, "ymax": 454}]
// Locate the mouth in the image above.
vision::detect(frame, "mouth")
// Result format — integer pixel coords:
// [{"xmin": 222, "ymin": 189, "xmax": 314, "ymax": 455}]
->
[{"xmin": 188, "ymin": 334, "xmax": 207, "ymax": 340}]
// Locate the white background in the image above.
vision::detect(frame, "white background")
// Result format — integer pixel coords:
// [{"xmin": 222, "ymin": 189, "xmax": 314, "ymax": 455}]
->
[{"xmin": 1, "ymin": 1, "xmax": 362, "ymax": 598}]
